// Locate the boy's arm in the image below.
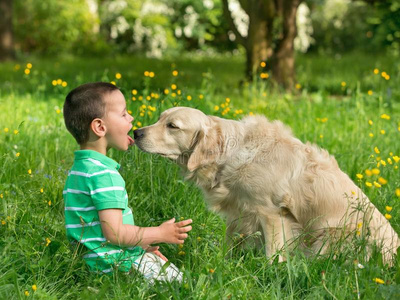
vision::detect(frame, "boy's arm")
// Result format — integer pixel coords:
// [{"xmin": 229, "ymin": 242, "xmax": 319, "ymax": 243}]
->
[{"xmin": 98, "ymin": 209, "xmax": 192, "ymax": 247}]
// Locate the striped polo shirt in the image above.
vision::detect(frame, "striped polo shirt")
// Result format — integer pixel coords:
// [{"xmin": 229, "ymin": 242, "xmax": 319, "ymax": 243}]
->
[{"xmin": 63, "ymin": 149, "xmax": 145, "ymax": 274}]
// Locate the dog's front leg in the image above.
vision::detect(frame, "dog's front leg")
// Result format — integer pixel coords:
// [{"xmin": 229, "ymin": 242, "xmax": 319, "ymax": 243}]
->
[{"xmin": 259, "ymin": 212, "xmax": 296, "ymax": 262}]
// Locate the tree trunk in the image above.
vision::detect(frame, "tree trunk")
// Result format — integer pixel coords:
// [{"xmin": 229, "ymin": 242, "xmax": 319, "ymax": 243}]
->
[
  {"xmin": 244, "ymin": 1, "xmax": 274, "ymax": 78},
  {"xmin": 0, "ymin": 0, "xmax": 15, "ymax": 61},
  {"xmin": 271, "ymin": 0, "xmax": 300, "ymax": 89},
  {"xmin": 222, "ymin": 0, "xmax": 302, "ymax": 89}
]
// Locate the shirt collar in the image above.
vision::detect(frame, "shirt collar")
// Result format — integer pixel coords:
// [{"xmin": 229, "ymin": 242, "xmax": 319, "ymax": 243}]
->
[{"xmin": 74, "ymin": 150, "xmax": 121, "ymax": 170}]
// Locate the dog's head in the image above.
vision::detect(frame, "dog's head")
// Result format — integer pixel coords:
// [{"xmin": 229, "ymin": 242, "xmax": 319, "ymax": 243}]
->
[{"xmin": 134, "ymin": 107, "xmax": 224, "ymax": 172}]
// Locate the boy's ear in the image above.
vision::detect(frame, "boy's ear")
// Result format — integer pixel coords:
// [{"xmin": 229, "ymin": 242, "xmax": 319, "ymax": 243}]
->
[{"xmin": 90, "ymin": 118, "xmax": 107, "ymax": 137}]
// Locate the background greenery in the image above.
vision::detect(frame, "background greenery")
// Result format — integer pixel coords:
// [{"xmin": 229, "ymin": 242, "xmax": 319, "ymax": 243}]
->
[
  {"xmin": 0, "ymin": 52, "xmax": 399, "ymax": 299},
  {"xmin": 1, "ymin": 0, "xmax": 400, "ymax": 299}
]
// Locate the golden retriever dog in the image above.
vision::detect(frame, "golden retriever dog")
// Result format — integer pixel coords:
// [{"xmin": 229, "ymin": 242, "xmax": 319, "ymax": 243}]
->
[{"xmin": 133, "ymin": 106, "xmax": 399, "ymax": 264}]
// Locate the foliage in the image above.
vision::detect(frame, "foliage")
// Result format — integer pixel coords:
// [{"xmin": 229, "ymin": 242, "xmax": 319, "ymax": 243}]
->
[{"xmin": 0, "ymin": 52, "xmax": 399, "ymax": 298}]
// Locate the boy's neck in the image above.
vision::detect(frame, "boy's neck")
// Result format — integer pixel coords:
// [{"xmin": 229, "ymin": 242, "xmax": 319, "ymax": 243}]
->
[{"xmin": 80, "ymin": 141, "xmax": 108, "ymax": 156}]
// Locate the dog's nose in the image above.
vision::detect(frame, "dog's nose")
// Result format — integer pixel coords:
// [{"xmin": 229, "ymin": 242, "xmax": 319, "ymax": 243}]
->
[{"xmin": 133, "ymin": 129, "xmax": 144, "ymax": 140}]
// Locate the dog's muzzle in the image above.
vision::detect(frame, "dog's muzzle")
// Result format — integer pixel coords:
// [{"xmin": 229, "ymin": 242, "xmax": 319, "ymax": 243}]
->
[{"xmin": 133, "ymin": 128, "xmax": 145, "ymax": 140}]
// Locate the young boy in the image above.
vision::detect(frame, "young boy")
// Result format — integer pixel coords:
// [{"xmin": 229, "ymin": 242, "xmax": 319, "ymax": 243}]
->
[{"xmin": 63, "ymin": 82, "xmax": 192, "ymax": 283}]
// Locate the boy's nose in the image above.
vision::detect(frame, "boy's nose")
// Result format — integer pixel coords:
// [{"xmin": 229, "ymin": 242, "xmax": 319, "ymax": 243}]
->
[{"xmin": 133, "ymin": 129, "xmax": 144, "ymax": 140}]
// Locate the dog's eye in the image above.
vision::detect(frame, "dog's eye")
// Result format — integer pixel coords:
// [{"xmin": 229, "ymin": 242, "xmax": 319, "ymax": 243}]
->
[{"xmin": 167, "ymin": 122, "xmax": 179, "ymax": 129}]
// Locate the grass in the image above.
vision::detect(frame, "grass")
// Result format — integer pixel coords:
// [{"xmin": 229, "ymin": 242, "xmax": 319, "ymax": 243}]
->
[{"xmin": 0, "ymin": 51, "xmax": 400, "ymax": 299}]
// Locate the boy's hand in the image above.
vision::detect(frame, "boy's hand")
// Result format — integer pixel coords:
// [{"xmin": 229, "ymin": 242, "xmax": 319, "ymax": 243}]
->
[
  {"xmin": 159, "ymin": 218, "xmax": 192, "ymax": 244},
  {"xmin": 145, "ymin": 245, "xmax": 168, "ymax": 262}
]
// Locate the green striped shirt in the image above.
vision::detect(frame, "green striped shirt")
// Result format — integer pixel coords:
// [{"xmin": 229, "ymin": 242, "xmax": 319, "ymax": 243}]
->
[{"xmin": 63, "ymin": 150, "xmax": 145, "ymax": 274}]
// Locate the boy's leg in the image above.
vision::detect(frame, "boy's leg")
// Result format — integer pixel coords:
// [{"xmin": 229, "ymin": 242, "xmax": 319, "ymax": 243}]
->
[{"xmin": 132, "ymin": 252, "xmax": 183, "ymax": 283}]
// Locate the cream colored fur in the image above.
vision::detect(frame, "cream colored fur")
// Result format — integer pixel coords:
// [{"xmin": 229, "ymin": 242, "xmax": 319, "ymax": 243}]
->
[{"xmin": 134, "ymin": 106, "xmax": 399, "ymax": 264}]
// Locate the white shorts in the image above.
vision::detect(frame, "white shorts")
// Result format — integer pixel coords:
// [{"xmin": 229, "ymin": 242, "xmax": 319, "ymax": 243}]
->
[{"xmin": 132, "ymin": 252, "xmax": 183, "ymax": 284}]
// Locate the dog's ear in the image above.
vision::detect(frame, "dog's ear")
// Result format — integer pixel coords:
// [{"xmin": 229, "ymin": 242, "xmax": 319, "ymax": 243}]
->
[{"xmin": 187, "ymin": 125, "xmax": 224, "ymax": 172}]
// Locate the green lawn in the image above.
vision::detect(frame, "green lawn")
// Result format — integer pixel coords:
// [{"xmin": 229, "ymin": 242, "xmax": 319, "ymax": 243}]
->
[{"xmin": 0, "ymin": 52, "xmax": 399, "ymax": 299}]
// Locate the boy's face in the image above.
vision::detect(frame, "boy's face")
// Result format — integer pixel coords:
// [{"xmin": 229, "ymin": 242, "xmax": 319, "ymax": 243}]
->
[{"xmin": 103, "ymin": 90, "xmax": 134, "ymax": 151}]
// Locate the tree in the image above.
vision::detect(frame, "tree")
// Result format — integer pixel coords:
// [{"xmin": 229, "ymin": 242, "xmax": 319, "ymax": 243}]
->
[
  {"xmin": 222, "ymin": 0, "xmax": 302, "ymax": 89},
  {"xmin": 0, "ymin": 0, "xmax": 15, "ymax": 61}
]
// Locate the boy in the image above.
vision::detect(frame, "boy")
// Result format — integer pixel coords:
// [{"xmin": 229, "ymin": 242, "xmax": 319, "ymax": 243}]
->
[{"xmin": 63, "ymin": 82, "xmax": 192, "ymax": 283}]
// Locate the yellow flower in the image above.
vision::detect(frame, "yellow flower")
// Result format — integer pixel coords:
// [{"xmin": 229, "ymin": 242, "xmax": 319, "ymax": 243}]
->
[
  {"xmin": 4, "ymin": 128, "xmax": 9, "ymax": 133},
  {"xmin": 149, "ymin": 72, "xmax": 155, "ymax": 78},
  {"xmin": 260, "ymin": 61, "xmax": 266, "ymax": 68},
  {"xmin": 136, "ymin": 122, "xmax": 142, "ymax": 127},
  {"xmin": 132, "ymin": 97, "xmax": 136, "ymax": 101},
  {"xmin": 356, "ymin": 174, "xmax": 363, "ymax": 179},
  {"xmin": 374, "ymin": 147, "xmax": 380, "ymax": 154},
  {"xmin": 378, "ymin": 177, "xmax": 387, "ymax": 185},
  {"xmin": 110, "ymin": 81, "xmax": 116, "ymax": 85},
  {"xmin": 319, "ymin": 134, "xmax": 324, "ymax": 139},
  {"xmin": 341, "ymin": 81, "xmax": 346, "ymax": 87},
  {"xmin": 187, "ymin": 95, "xmax": 192, "ymax": 101},
  {"xmin": 295, "ymin": 83, "xmax": 301, "ymax": 89},
  {"xmin": 380, "ymin": 129, "xmax": 385, "ymax": 135},
  {"xmin": 209, "ymin": 268, "xmax": 215, "ymax": 273},
  {"xmin": 0, "ymin": 193, "xmax": 3, "ymax": 198},
  {"xmin": 365, "ymin": 181, "xmax": 372, "ymax": 187},
  {"xmin": 225, "ymin": 98, "xmax": 230, "ymax": 103},
  {"xmin": 1, "ymin": 220, "xmax": 5, "ymax": 225},
  {"xmin": 367, "ymin": 90, "xmax": 373, "ymax": 96},
  {"xmin": 144, "ymin": 71, "xmax": 149, "ymax": 77},
  {"xmin": 396, "ymin": 188, "xmax": 400, "ymax": 197},
  {"xmin": 368, "ymin": 120, "xmax": 373, "ymax": 125},
  {"xmin": 385, "ymin": 75, "xmax": 390, "ymax": 80},
  {"xmin": 385, "ymin": 214, "xmax": 392, "ymax": 220},
  {"xmin": 365, "ymin": 169, "xmax": 372, "ymax": 176},
  {"xmin": 115, "ymin": 73, "xmax": 122, "ymax": 79},
  {"xmin": 171, "ymin": 84, "xmax": 177, "ymax": 90},
  {"xmin": 393, "ymin": 156, "xmax": 399, "ymax": 163},
  {"xmin": 373, "ymin": 68, "xmax": 379, "ymax": 74},
  {"xmin": 197, "ymin": 237, "xmax": 201, "ymax": 241},
  {"xmin": 132, "ymin": 89, "xmax": 137, "ymax": 95},
  {"xmin": 146, "ymin": 96, "xmax": 151, "ymax": 101},
  {"xmin": 14, "ymin": 130, "xmax": 19, "ymax": 135},
  {"xmin": 27, "ymin": 63, "xmax": 32, "ymax": 69},
  {"xmin": 24, "ymin": 291, "xmax": 30, "ymax": 296},
  {"xmin": 357, "ymin": 222, "xmax": 362, "ymax": 229},
  {"xmin": 40, "ymin": 188, "xmax": 44, "ymax": 193},
  {"xmin": 52, "ymin": 80, "xmax": 57, "ymax": 86},
  {"xmin": 46, "ymin": 238, "xmax": 51, "ymax": 246},
  {"xmin": 381, "ymin": 71, "xmax": 387, "ymax": 77},
  {"xmin": 56, "ymin": 109, "xmax": 61, "ymax": 114},
  {"xmin": 380, "ymin": 114, "xmax": 390, "ymax": 120},
  {"xmin": 32, "ymin": 285, "xmax": 37, "ymax": 291},
  {"xmin": 178, "ymin": 251, "xmax": 185, "ymax": 256},
  {"xmin": 380, "ymin": 160, "xmax": 386, "ymax": 166},
  {"xmin": 199, "ymin": 94, "xmax": 204, "ymax": 99},
  {"xmin": 214, "ymin": 105, "xmax": 219, "ymax": 111},
  {"xmin": 62, "ymin": 81, "xmax": 67, "ymax": 87},
  {"xmin": 387, "ymin": 158, "xmax": 392, "ymax": 164},
  {"xmin": 28, "ymin": 169, "xmax": 32, "ymax": 175},
  {"xmin": 16, "ymin": 152, "xmax": 20, "ymax": 157},
  {"xmin": 172, "ymin": 70, "xmax": 178, "ymax": 76},
  {"xmin": 385, "ymin": 206, "xmax": 392, "ymax": 212},
  {"xmin": 373, "ymin": 181, "xmax": 381, "ymax": 188},
  {"xmin": 48, "ymin": 201, "xmax": 51, "ymax": 206},
  {"xmin": 371, "ymin": 168, "xmax": 380, "ymax": 175},
  {"xmin": 260, "ymin": 73, "xmax": 269, "ymax": 79},
  {"xmin": 164, "ymin": 89, "xmax": 169, "ymax": 95},
  {"xmin": 57, "ymin": 79, "xmax": 62, "ymax": 85},
  {"xmin": 373, "ymin": 278, "xmax": 385, "ymax": 284},
  {"xmin": 177, "ymin": 90, "xmax": 181, "ymax": 95}
]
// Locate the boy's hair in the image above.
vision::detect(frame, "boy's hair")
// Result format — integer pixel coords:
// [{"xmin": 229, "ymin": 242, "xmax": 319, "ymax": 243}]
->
[{"xmin": 63, "ymin": 82, "xmax": 119, "ymax": 145}]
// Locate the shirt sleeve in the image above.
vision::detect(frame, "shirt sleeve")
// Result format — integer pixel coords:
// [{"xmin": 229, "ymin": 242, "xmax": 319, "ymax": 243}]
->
[{"xmin": 89, "ymin": 171, "xmax": 127, "ymax": 211}]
